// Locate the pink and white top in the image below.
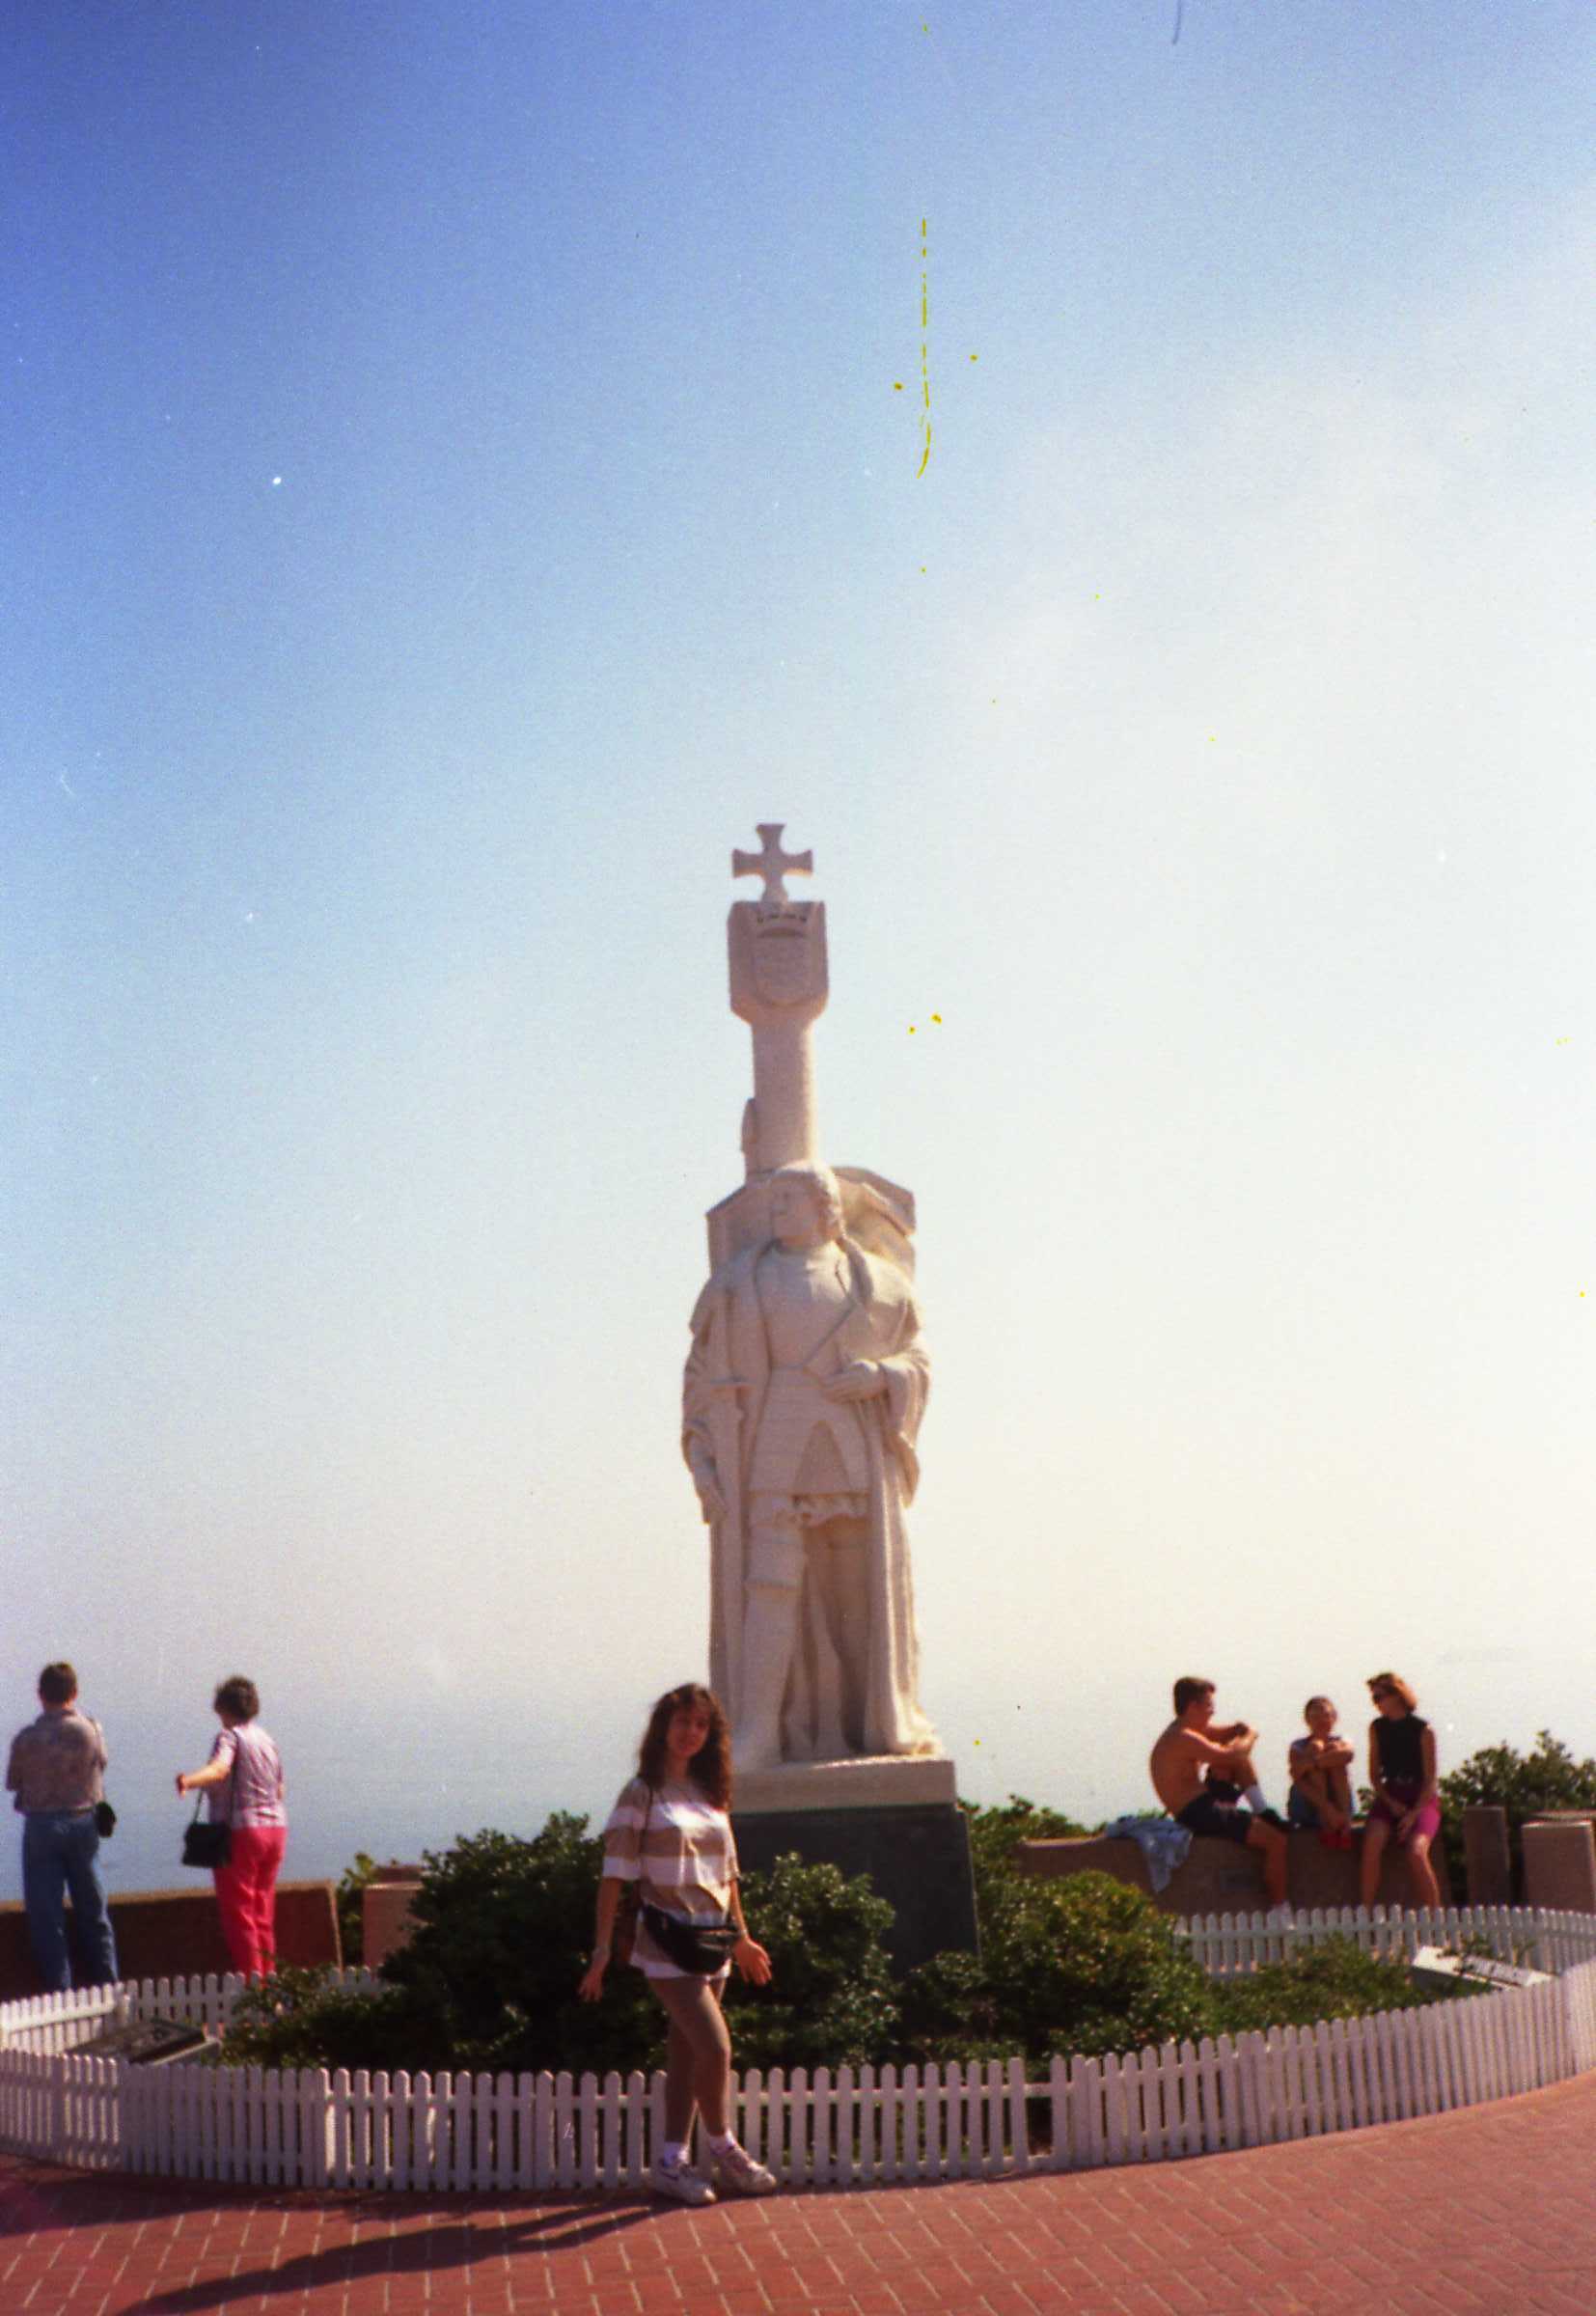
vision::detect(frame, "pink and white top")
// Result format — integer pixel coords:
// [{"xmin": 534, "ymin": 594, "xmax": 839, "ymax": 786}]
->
[{"xmin": 206, "ymin": 1723, "xmax": 287, "ymax": 1828}]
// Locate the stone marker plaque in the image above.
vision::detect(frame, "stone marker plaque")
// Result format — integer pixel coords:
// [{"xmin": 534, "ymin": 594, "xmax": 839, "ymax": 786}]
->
[
  {"xmin": 73, "ymin": 2017, "xmax": 208, "ymax": 2065},
  {"xmin": 1409, "ymin": 1944, "xmax": 1550, "ymax": 1995}
]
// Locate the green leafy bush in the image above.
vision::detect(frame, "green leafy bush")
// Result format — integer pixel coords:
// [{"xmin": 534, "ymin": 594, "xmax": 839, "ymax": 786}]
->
[
  {"xmin": 221, "ymin": 1965, "xmax": 437, "ymax": 2074},
  {"xmin": 901, "ymin": 1868, "xmax": 1214, "ymax": 2064},
  {"xmin": 378, "ymin": 1817, "xmax": 657, "ymax": 2078},
  {"xmin": 216, "ymin": 1823, "xmax": 901, "ymax": 2080},
  {"xmin": 1207, "ymin": 1936, "xmax": 1466, "ymax": 2036},
  {"xmin": 961, "ymin": 1795, "xmax": 1090, "ymax": 1910},
  {"xmin": 725, "ymin": 1853, "xmax": 899, "ymax": 2070},
  {"xmin": 334, "ymin": 1853, "xmax": 377, "ymax": 1969},
  {"xmin": 217, "ymin": 1785, "xmax": 1493, "ymax": 2081}
]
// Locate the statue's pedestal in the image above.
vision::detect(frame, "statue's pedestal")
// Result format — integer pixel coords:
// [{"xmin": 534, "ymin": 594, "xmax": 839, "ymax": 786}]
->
[{"xmin": 732, "ymin": 1754, "xmax": 977, "ymax": 1972}]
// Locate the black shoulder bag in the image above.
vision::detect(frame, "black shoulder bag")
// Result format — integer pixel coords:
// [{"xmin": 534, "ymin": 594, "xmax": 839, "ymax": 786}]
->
[
  {"xmin": 91, "ymin": 1719, "xmax": 116, "ymax": 1837},
  {"xmin": 181, "ymin": 1737, "xmax": 236, "ymax": 1868}
]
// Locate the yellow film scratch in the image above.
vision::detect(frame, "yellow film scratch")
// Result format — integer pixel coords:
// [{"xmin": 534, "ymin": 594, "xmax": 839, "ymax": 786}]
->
[{"xmin": 917, "ymin": 218, "xmax": 932, "ymax": 478}]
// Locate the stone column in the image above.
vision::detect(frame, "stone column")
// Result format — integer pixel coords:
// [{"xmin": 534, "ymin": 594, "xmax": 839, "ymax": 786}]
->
[
  {"xmin": 1463, "ymin": 1805, "xmax": 1513, "ymax": 1907},
  {"xmin": 1522, "ymin": 1815, "xmax": 1596, "ymax": 1914},
  {"xmin": 362, "ymin": 1863, "xmax": 426, "ymax": 1968}
]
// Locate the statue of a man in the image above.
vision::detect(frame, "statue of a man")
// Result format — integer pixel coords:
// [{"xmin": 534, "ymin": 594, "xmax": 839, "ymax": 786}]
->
[{"xmin": 682, "ymin": 1162, "xmax": 937, "ymax": 1770}]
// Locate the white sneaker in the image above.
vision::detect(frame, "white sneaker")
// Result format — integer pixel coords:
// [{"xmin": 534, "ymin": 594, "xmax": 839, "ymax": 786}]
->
[
  {"xmin": 712, "ymin": 2141, "xmax": 779, "ymax": 2196},
  {"xmin": 650, "ymin": 2155, "xmax": 716, "ymax": 2206}
]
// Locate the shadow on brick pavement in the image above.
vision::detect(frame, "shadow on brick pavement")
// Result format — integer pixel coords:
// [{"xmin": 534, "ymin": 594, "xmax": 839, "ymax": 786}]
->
[{"xmin": 3, "ymin": 2074, "xmax": 1595, "ymax": 2315}]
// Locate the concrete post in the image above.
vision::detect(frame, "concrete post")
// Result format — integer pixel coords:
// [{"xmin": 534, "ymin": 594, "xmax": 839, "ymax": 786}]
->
[
  {"xmin": 362, "ymin": 1864, "xmax": 426, "ymax": 1968},
  {"xmin": 1522, "ymin": 1817, "xmax": 1596, "ymax": 1914},
  {"xmin": 1463, "ymin": 1805, "xmax": 1512, "ymax": 1906}
]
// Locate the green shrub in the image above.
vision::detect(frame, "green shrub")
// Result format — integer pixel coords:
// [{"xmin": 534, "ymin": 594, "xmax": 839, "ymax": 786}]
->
[
  {"xmin": 894, "ymin": 1946, "xmax": 1016, "ymax": 2067},
  {"xmin": 379, "ymin": 1817, "xmax": 656, "ymax": 2078},
  {"xmin": 961, "ymin": 1795, "xmax": 1090, "ymax": 1914},
  {"xmin": 1207, "ymin": 1936, "xmax": 1462, "ymax": 2036},
  {"xmin": 724, "ymin": 1852, "xmax": 899, "ymax": 2071},
  {"xmin": 215, "ymin": 1791, "xmax": 1495, "ymax": 2082},
  {"xmin": 902, "ymin": 1868, "xmax": 1214, "ymax": 2064},
  {"xmin": 335, "ymin": 1853, "xmax": 378, "ymax": 1969},
  {"xmin": 220, "ymin": 1965, "xmax": 441, "ymax": 2074},
  {"xmin": 216, "ymin": 1823, "xmax": 900, "ymax": 2080}
]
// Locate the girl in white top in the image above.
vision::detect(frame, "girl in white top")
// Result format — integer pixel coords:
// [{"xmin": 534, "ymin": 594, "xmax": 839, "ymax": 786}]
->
[{"xmin": 579, "ymin": 1682, "xmax": 778, "ymax": 2203}]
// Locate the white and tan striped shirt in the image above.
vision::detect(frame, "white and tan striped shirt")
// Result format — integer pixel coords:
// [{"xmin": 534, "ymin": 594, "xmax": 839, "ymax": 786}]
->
[{"xmin": 601, "ymin": 1776, "xmax": 738, "ymax": 1979}]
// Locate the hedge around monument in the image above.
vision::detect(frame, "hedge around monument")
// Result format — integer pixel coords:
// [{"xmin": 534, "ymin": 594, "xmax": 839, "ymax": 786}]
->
[{"xmin": 218, "ymin": 1798, "xmax": 1457, "ymax": 2077}]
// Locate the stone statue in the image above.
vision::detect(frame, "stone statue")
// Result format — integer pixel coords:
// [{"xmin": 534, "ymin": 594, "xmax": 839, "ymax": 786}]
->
[{"xmin": 682, "ymin": 827, "xmax": 939, "ymax": 1773}]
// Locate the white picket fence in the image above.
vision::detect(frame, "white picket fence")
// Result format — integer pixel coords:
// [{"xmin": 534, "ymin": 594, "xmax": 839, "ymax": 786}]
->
[
  {"xmin": 2, "ymin": 1909, "xmax": 1595, "ymax": 2194},
  {"xmin": 1176, "ymin": 1900, "xmax": 1596, "ymax": 1979}
]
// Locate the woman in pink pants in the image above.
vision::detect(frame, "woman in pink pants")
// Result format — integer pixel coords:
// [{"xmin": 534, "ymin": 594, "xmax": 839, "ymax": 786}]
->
[{"xmin": 176, "ymin": 1676, "xmax": 288, "ymax": 1978}]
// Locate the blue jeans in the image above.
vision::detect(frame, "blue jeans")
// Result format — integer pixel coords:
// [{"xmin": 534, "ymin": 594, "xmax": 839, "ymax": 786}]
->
[{"xmin": 21, "ymin": 1812, "xmax": 119, "ymax": 1992}]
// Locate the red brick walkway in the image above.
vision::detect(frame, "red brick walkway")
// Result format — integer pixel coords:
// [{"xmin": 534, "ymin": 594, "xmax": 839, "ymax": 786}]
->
[{"xmin": 4, "ymin": 2074, "xmax": 1593, "ymax": 2316}]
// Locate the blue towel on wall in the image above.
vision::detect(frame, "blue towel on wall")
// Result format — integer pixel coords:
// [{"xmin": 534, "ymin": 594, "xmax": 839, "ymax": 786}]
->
[{"xmin": 1102, "ymin": 1814, "xmax": 1193, "ymax": 1894}]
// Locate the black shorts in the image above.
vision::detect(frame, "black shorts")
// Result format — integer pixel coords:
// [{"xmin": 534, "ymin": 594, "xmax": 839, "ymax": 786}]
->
[{"xmin": 1176, "ymin": 1787, "xmax": 1254, "ymax": 1845}]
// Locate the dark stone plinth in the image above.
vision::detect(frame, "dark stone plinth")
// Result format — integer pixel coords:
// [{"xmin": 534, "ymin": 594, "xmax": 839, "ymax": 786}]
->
[{"xmin": 732, "ymin": 1802, "xmax": 977, "ymax": 1972}]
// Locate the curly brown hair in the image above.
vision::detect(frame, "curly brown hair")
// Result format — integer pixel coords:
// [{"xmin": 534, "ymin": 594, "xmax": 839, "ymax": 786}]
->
[{"xmin": 637, "ymin": 1683, "xmax": 732, "ymax": 1807}]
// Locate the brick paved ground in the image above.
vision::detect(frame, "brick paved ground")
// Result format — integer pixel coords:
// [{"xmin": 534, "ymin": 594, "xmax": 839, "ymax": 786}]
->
[{"xmin": 3, "ymin": 2074, "xmax": 1593, "ymax": 2316}]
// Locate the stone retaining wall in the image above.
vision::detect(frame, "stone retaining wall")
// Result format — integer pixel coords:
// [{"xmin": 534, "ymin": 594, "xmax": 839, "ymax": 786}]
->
[
  {"xmin": 1015, "ymin": 1829, "xmax": 1450, "ymax": 1914},
  {"xmin": 0, "ymin": 1883, "xmax": 342, "ymax": 2002}
]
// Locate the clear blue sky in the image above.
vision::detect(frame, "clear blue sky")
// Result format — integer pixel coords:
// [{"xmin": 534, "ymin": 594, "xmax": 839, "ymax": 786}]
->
[{"xmin": 4, "ymin": 2, "xmax": 1593, "ymax": 1882}]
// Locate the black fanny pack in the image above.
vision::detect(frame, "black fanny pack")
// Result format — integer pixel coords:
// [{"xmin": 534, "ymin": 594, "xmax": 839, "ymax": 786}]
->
[{"xmin": 641, "ymin": 1901, "xmax": 740, "ymax": 1976}]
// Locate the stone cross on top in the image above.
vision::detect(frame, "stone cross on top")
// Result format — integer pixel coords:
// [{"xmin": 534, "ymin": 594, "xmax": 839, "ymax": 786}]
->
[{"xmin": 732, "ymin": 822, "xmax": 812, "ymax": 910}]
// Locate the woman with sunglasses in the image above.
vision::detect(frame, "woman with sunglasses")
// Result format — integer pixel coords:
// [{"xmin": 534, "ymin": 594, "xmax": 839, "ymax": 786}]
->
[{"xmin": 1359, "ymin": 1672, "xmax": 1441, "ymax": 1910}]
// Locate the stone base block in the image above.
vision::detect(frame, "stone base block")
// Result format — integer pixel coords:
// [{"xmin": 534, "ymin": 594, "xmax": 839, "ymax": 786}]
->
[
  {"xmin": 734, "ymin": 1753, "xmax": 956, "ymax": 1815},
  {"xmin": 731, "ymin": 1797, "xmax": 977, "ymax": 1972},
  {"xmin": 1522, "ymin": 1818, "xmax": 1596, "ymax": 1913},
  {"xmin": 363, "ymin": 1874, "xmax": 425, "ymax": 1969}
]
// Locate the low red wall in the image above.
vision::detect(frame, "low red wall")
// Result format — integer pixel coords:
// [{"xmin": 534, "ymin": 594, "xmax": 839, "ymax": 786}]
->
[
  {"xmin": 0, "ymin": 1882, "xmax": 342, "ymax": 2002},
  {"xmin": 1015, "ymin": 1829, "xmax": 1450, "ymax": 1916}
]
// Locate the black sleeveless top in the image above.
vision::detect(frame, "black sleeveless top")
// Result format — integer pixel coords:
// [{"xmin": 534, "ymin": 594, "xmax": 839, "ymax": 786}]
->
[{"xmin": 1375, "ymin": 1711, "xmax": 1429, "ymax": 1785}]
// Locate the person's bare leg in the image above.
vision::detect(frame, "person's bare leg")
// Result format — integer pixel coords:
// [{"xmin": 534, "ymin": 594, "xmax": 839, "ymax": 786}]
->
[
  {"xmin": 654, "ymin": 1976, "xmax": 732, "ymax": 2140},
  {"xmin": 1406, "ymin": 1834, "xmax": 1440, "ymax": 1911},
  {"xmin": 1360, "ymin": 1815, "xmax": 1390, "ymax": 1909},
  {"xmin": 1297, "ymin": 1766, "xmax": 1332, "ymax": 1818},
  {"xmin": 1247, "ymin": 1818, "xmax": 1288, "ymax": 1907},
  {"xmin": 1299, "ymin": 1766, "xmax": 1351, "ymax": 1835},
  {"xmin": 662, "ymin": 2006, "xmax": 698, "ymax": 2142}
]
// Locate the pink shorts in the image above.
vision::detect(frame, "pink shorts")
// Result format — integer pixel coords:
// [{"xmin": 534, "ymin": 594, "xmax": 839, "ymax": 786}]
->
[{"xmin": 1369, "ymin": 1781, "xmax": 1440, "ymax": 1845}]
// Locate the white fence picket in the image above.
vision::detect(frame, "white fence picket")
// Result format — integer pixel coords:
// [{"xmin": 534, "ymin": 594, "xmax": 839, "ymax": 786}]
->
[{"xmin": 531, "ymin": 2070, "xmax": 555, "ymax": 2190}]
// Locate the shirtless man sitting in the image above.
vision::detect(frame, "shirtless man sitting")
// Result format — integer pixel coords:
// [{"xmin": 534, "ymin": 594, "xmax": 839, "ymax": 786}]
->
[{"xmin": 1149, "ymin": 1675, "xmax": 1290, "ymax": 1908}]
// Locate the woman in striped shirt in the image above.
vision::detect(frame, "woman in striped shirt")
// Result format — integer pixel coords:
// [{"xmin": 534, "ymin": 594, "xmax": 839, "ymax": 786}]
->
[
  {"xmin": 578, "ymin": 1682, "xmax": 778, "ymax": 2203},
  {"xmin": 176, "ymin": 1675, "xmax": 288, "ymax": 1980}
]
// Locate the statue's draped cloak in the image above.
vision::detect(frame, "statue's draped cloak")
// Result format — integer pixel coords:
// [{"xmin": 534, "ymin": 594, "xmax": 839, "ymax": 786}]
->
[{"xmin": 683, "ymin": 1236, "xmax": 935, "ymax": 1760}]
